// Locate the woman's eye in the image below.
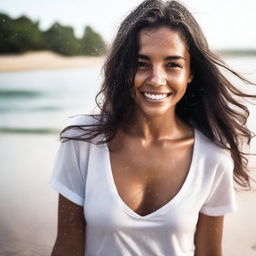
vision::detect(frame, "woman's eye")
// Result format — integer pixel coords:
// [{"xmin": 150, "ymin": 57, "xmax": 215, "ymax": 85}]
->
[
  {"xmin": 167, "ymin": 63, "xmax": 182, "ymax": 68},
  {"xmin": 137, "ymin": 62, "xmax": 149, "ymax": 68}
]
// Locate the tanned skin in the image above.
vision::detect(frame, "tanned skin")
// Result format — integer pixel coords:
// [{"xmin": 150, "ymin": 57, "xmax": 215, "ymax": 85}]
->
[{"xmin": 51, "ymin": 195, "xmax": 86, "ymax": 256}]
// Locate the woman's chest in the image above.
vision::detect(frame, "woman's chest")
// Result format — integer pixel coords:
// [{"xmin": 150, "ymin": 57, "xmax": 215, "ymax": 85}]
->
[{"xmin": 108, "ymin": 138, "xmax": 194, "ymax": 217}]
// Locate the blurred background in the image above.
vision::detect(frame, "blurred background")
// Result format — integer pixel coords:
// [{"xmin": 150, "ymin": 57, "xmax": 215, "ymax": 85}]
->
[{"xmin": 0, "ymin": 0, "xmax": 255, "ymax": 255}]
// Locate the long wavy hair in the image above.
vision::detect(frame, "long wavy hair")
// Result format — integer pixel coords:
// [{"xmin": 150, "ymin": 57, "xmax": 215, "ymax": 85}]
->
[{"xmin": 61, "ymin": 0, "xmax": 255, "ymax": 188}]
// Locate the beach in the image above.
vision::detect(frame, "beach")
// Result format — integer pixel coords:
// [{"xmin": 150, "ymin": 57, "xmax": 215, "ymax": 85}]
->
[
  {"xmin": 0, "ymin": 51, "xmax": 256, "ymax": 255},
  {"xmin": 0, "ymin": 51, "xmax": 106, "ymax": 72}
]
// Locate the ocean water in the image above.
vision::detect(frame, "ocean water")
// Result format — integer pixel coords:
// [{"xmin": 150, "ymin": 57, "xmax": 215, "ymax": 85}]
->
[
  {"xmin": 0, "ymin": 57, "xmax": 255, "ymax": 256},
  {"xmin": 0, "ymin": 66, "xmax": 103, "ymax": 133}
]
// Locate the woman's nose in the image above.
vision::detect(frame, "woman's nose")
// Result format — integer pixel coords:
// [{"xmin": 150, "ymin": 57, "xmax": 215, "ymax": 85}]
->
[{"xmin": 148, "ymin": 67, "xmax": 167, "ymax": 87}]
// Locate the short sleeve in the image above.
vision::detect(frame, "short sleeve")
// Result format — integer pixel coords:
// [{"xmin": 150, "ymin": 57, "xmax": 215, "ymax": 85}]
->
[
  {"xmin": 200, "ymin": 157, "xmax": 237, "ymax": 216},
  {"xmin": 50, "ymin": 136, "xmax": 89, "ymax": 206}
]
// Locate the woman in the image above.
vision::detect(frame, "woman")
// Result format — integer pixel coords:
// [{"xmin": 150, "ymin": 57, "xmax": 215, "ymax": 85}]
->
[{"xmin": 50, "ymin": 0, "xmax": 255, "ymax": 255}]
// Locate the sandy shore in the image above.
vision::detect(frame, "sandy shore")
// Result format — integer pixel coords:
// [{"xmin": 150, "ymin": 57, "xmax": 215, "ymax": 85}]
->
[{"xmin": 0, "ymin": 51, "xmax": 106, "ymax": 72}]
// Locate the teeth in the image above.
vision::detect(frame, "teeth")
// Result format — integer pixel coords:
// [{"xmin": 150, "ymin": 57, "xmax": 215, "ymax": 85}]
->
[{"xmin": 144, "ymin": 92, "xmax": 168, "ymax": 100}]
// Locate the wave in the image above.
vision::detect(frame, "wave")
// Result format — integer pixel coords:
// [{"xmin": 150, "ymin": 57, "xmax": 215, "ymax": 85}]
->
[
  {"xmin": 0, "ymin": 106, "xmax": 61, "ymax": 112},
  {"xmin": 0, "ymin": 127, "xmax": 59, "ymax": 134},
  {"xmin": 0, "ymin": 88, "xmax": 43, "ymax": 98}
]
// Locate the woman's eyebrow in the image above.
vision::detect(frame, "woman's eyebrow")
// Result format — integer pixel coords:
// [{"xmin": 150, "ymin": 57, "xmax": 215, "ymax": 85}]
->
[
  {"xmin": 138, "ymin": 54, "xmax": 186, "ymax": 60},
  {"xmin": 138, "ymin": 54, "xmax": 150, "ymax": 60},
  {"xmin": 165, "ymin": 56, "xmax": 186, "ymax": 61}
]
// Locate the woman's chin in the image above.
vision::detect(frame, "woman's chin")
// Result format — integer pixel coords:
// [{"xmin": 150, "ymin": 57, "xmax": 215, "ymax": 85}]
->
[{"xmin": 134, "ymin": 104, "xmax": 175, "ymax": 118}]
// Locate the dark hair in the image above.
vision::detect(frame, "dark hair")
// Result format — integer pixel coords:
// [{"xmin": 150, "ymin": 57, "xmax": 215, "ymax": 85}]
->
[{"xmin": 61, "ymin": 0, "xmax": 255, "ymax": 188}]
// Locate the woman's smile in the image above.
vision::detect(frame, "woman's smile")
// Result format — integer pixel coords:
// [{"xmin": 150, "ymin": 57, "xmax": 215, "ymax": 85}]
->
[{"xmin": 140, "ymin": 91, "xmax": 173, "ymax": 102}]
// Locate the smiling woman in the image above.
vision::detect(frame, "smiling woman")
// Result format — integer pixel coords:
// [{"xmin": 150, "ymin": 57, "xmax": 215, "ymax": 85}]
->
[
  {"xmin": 134, "ymin": 27, "xmax": 193, "ymax": 117},
  {"xmin": 50, "ymin": 0, "xmax": 255, "ymax": 256}
]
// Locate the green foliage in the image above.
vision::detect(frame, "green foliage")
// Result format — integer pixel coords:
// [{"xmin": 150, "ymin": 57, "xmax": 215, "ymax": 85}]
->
[
  {"xmin": 0, "ymin": 13, "xmax": 107, "ymax": 56},
  {"xmin": 44, "ymin": 22, "xmax": 81, "ymax": 56},
  {"xmin": 80, "ymin": 26, "xmax": 107, "ymax": 56},
  {"xmin": 0, "ymin": 13, "xmax": 46, "ymax": 53}
]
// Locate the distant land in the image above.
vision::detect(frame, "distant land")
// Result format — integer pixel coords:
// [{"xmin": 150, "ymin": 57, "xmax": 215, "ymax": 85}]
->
[
  {"xmin": 215, "ymin": 49, "xmax": 256, "ymax": 56},
  {"xmin": 1, "ymin": 49, "xmax": 256, "ymax": 58}
]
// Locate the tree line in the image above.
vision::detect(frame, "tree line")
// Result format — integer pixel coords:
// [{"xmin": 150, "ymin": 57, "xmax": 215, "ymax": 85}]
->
[{"xmin": 0, "ymin": 13, "xmax": 107, "ymax": 56}]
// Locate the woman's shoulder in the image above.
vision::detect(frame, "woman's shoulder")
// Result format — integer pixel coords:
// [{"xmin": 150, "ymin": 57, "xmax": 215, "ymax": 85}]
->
[
  {"xmin": 61, "ymin": 114, "xmax": 101, "ymax": 139},
  {"xmin": 195, "ymin": 128, "xmax": 233, "ymax": 166},
  {"xmin": 64, "ymin": 114, "xmax": 100, "ymax": 126}
]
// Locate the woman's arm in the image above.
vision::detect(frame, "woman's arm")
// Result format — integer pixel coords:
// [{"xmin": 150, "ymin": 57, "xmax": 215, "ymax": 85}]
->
[
  {"xmin": 51, "ymin": 194, "xmax": 86, "ymax": 256},
  {"xmin": 194, "ymin": 213, "xmax": 224, "ymax": 256}
]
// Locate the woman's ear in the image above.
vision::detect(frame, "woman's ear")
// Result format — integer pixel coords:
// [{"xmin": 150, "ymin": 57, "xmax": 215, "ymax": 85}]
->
[{"xmin": 188, "ymin": 72, "xmax": 193, "ymax": 83}]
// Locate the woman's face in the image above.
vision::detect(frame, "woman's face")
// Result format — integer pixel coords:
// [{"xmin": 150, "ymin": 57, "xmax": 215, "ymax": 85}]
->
[{"xmin": 133, "ymin": 26, "xmax": 192, "ymax": 117}]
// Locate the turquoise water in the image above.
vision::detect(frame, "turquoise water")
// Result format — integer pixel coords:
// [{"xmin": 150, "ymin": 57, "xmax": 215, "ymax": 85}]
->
[{"xmin": 0, "ymin": 67, "xmax": 103, "ymax": 134}]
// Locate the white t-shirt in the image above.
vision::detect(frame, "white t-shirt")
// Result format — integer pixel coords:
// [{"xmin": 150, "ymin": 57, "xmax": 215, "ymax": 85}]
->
[{"xmin": 50, "ymin": 115, "xmax": 237, "ymax": 256}]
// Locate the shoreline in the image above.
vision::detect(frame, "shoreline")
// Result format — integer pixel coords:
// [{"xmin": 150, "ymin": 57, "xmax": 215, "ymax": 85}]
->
[{"xmin": 0, "ymin": 51, "xmax": 106, "ymax": 72}]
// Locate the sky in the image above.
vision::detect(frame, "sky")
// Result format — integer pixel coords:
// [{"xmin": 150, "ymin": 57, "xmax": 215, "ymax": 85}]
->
[{"xmin": 0, "ymin": 0, "xmax": 256, "ymax": 50}]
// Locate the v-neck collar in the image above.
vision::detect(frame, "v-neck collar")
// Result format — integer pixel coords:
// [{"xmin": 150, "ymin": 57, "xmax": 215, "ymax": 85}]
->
[{"xmin": 104, "ymin": 128, "xmax": 198, "ymax": 220}]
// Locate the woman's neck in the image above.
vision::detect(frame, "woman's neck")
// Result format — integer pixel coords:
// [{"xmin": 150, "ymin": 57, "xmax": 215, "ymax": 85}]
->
[{"xmin": 123, "ymin": 108, "xmax": 190, "ymax": 143}]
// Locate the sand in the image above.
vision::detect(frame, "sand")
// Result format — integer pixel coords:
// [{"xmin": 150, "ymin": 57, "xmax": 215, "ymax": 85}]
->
[{"xmin": 0, "ymin": 51, "xmax": 106, "ymax": 72}]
